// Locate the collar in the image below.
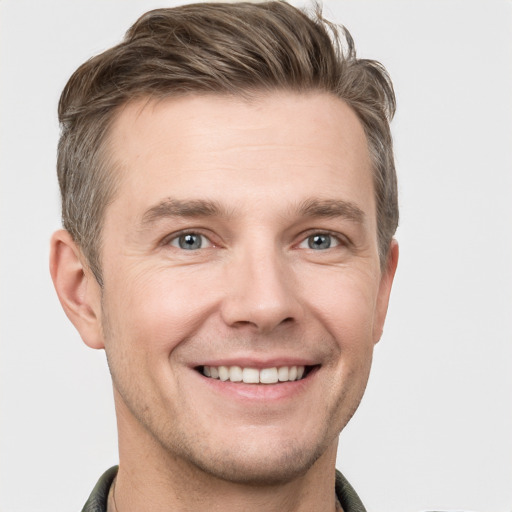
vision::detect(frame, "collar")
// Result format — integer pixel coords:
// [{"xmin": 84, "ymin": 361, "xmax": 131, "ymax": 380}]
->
[{"xmin": 82, "ymin": 466, "xmax": 367, "ymax": 512}]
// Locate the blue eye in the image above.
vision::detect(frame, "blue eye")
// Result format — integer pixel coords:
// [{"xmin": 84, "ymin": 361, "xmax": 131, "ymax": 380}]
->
[
  {"xmin": 308, "ymin": 234, "xmax": 332, "ymax": 250},
  {"xmin": 170, "ymin": 233, "xmax": 209, "ymax": 250},
  {"xmin": 300, "ymin": 233, "xmax": 340, "ymax": 250}
]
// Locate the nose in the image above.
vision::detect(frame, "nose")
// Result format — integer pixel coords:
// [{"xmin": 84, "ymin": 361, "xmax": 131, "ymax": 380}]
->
[{"xmin": 220, "ymin": 244, "xmax": 302, "ymax": 334}]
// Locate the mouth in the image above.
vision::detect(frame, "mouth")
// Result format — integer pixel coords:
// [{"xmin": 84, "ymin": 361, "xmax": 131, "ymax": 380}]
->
[{"xmin": 197, "ymin": 365, "xmax": 318, "ymax": 384}]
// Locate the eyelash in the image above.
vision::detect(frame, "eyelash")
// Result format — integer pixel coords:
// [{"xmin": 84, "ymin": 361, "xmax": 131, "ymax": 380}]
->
[
  {"xmin": 297, "ymin": 231, "xmax": 348, "ymax": 251},
  {"xmin": 163, "ymin": 229, "xmax": 348, "ymax": 252},
  {"xmin": 164, "ymin": 230, "xmax": 215, "ymax": 250}
]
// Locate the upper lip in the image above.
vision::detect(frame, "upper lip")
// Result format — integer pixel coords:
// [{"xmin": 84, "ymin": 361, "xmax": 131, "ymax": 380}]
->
[{"xmin": 191, "ymin": 356, "xmax": 319, "ymax": 369}]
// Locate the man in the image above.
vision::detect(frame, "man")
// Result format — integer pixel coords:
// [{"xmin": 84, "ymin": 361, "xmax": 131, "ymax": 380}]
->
[{"xmin": 50, "ymin": 2, "xmax": 398, "ymax": 511}]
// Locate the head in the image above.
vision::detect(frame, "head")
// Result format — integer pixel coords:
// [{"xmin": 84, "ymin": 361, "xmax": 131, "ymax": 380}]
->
[
  {"xmin": 51, "ymin": 1, "xmax": 399, "ymax": 488},
  {"xmin": 57, "ymin": 1, "xmax": 397, "ymax": 287}
]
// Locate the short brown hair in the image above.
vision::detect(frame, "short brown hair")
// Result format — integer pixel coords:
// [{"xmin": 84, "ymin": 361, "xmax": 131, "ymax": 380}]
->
[{"xmin": 57, "ymin": 1, "xmax": 398, "ymax": 285}]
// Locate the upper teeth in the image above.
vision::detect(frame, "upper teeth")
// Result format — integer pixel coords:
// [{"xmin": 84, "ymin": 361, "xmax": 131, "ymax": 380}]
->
[{"xmin": 203, "ymin": 365, "xmax": 305, "ymax": 384}]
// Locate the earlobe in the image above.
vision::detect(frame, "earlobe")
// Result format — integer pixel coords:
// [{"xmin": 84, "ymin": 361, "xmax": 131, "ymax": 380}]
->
[
  {"xmin": 49, "ymin": 229, "xmax": 105, "ymax": 349},
  {"xmin": 373, "ymin": 239, "xmax": 399, "ymax": 344}
]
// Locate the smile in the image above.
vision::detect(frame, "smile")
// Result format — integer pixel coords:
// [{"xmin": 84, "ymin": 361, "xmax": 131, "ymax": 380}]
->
[{"xmin": 201, "ymin": 365, "xmax": 309, "ymax": 384}]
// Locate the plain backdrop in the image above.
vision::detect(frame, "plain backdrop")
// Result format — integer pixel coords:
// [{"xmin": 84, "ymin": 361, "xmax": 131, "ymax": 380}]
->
[{"xmin": 1, "ymin": 1, "xmax": 511, "ymax": 511}]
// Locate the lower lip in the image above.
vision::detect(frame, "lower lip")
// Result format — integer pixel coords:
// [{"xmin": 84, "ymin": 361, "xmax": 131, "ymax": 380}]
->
[{"xmin": 193, "ymin": 367, "xmax": 318, "ymax": 402}]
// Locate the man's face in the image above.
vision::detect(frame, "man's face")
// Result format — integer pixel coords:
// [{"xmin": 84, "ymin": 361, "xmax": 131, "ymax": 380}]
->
[{"xmin": 94, "ymin": 92, "xmax": 396, "ymax": 483}]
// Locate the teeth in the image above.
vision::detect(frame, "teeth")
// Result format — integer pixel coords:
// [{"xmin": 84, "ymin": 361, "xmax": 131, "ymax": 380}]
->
[
  {"xmin": 260, "ymin": 367, "xmax": 278, "ymax": 384},
  {"xmin": 229, "ymin": 365, "xmax": 243, "ymax": 382},
  {"xmin": 278, "ymin": 366, "xmax": 289, "ymax": 381},
  {"xmin": 242, "ymin": 368, "xmax": 260, "ymax": 384},
  {"xmin": 218, "ymin": 366, "xmax": 229, "ymax": 381},
  {"xmin": 202, "ymin": 365, "xmax": 307, "ymax": 384}
]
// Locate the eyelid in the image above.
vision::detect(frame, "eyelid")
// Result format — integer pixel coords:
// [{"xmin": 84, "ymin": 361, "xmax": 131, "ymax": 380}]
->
[
  {"xmin": 162, "ymin": 229, "xmax": 216, "ymax": 248},
  {"xmin": 160, "ymin": 228, "xmax": 349, "ymax": 250},
  {"xmin": 296, "ymin": 230, "xmax": 349, "ymax": 249}
]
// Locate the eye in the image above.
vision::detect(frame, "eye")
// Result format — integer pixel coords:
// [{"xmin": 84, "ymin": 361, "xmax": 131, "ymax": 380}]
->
[
  {"xmin": 299, "ymin": 233, "xmax": 341, "ymax": 250},
  {"xmin": 169, "ymin": 232, "xmax": 212, "ymax": 250}
]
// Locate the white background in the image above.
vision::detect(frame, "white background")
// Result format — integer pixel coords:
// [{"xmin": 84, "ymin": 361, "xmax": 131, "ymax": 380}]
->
[{"xmin": 1, "ymin": 1, "xmax": 511, "ymax": 511}]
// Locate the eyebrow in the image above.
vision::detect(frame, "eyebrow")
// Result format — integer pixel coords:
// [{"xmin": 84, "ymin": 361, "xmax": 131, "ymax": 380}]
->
[
  {"xmin": 296, "ymin": 198, "xmax": 365, "ymax": 223},
  {"xmin": 141, "ymin": 198, "xmax": 227, "ymax": 226},
  {"xmin": 140, "ymin": 196, "xmax": 365, "ymax": 227}
]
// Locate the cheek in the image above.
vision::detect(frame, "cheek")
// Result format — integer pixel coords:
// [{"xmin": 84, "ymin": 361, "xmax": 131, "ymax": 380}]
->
[
  {"xmin": 306, "ymin": 268, "xmax": 379, "ymax": 351},
  {"xmin": 104, "ymin": 264, "xmax": 221, "ymax": 355}
]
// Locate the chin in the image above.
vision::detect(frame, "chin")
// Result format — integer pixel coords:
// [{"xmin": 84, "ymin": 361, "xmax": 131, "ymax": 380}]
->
[{"xmin": 169, "ymin": 431, "xmax": 334, "ymax": 486}]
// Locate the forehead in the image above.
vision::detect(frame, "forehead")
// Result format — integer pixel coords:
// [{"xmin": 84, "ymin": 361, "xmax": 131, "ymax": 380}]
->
[{"xmin": 106, "ymin": 92, "xmax": 374, "ymax": 223}]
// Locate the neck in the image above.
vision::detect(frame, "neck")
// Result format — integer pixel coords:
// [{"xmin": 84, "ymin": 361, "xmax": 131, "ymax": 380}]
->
[
  {"xmin": 112, "ymin": 455, "xmax": 340, "ymax": 512},
  {"xmin": 112, "ymin": 402, "xmax": 340, "ymax": 512}
]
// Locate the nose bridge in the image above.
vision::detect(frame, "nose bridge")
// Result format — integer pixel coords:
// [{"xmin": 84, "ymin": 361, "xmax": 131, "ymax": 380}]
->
[{"xmin": 220, "ymin": 236, "xmax": 299, "ymax": 332}]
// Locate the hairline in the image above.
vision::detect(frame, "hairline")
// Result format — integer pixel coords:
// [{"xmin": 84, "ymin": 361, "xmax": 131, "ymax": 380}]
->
[{"xmin": 86, "ymin": 87, "xmax": 390, "ymax": 285}]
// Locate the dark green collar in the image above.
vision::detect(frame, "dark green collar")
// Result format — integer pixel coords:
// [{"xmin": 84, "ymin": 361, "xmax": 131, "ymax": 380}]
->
[
  {"xmin": 81, "ymin": 466, "xmax": 117, "ymax": 512},
  {"xmin": 82, "ymin": 466, "xmax": 366, "ymax": 512},
  {"xmin": 335, "ymin": 469, "xmax": 367, "ymax": 512}
]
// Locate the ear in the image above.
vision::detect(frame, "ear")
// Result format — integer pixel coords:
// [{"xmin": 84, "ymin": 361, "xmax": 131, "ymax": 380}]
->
[
  {"xmin": 373, "ymin": 239, "xmax": 399, "ymax": 343},
  {"xmin": 49, "ymin": 229, "xmax": 105, "ymax": 349}
]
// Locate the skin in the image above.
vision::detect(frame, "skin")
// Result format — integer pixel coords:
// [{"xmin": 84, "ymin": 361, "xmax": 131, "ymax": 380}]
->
[{"xmin": 50, "ymin": 92, "xmax": 398, "ymax": 512}]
